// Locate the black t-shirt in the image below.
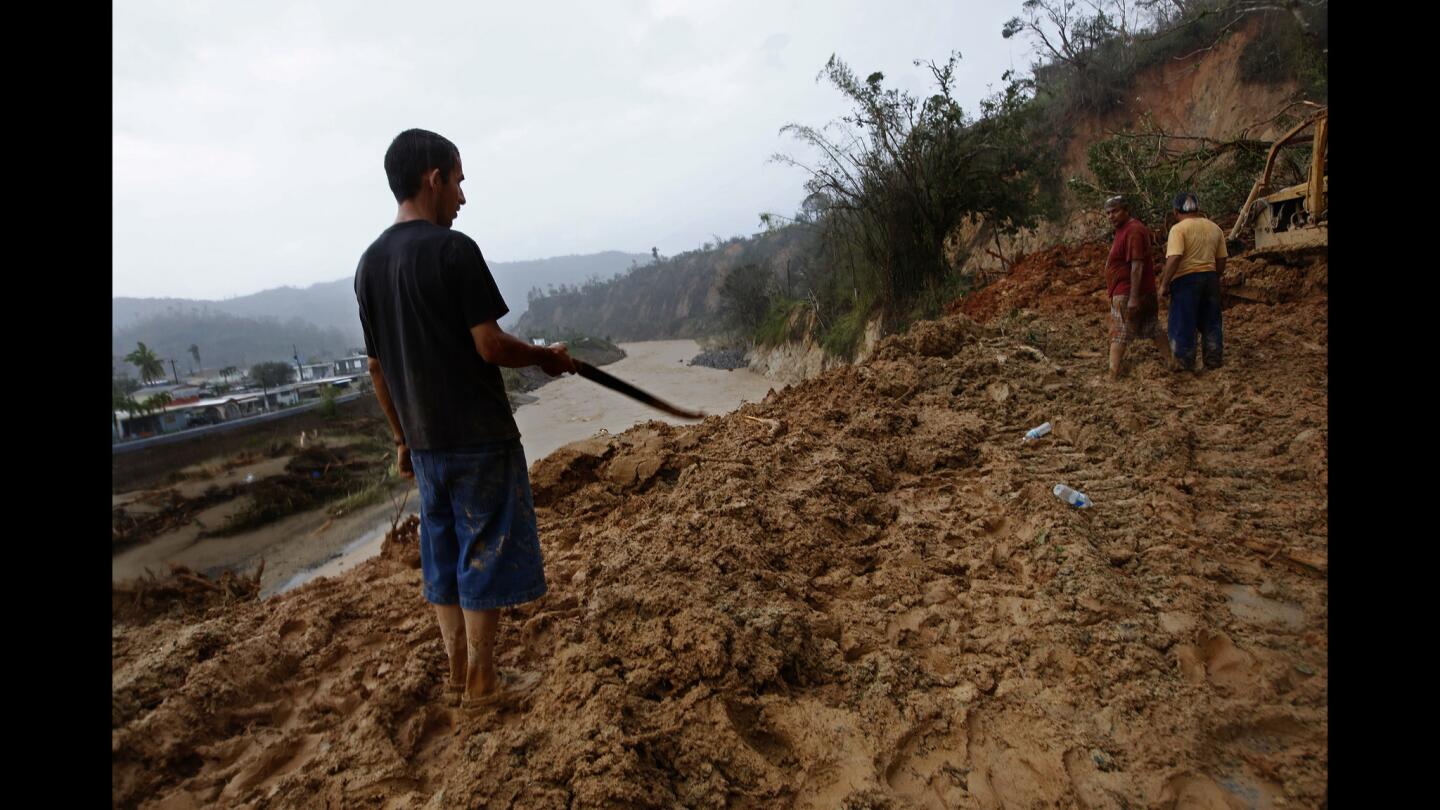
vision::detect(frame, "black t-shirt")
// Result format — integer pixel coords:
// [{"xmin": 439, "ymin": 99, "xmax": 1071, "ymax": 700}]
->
[{"xmin": 354, "ymin": 220, "xmax": 518, "ymax": 449}]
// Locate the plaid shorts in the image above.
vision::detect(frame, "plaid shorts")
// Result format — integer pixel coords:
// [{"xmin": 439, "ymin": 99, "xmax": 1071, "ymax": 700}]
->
[{"xmin": 1110, "ymin": 293, "xmax": 1159, "ymax": 344}]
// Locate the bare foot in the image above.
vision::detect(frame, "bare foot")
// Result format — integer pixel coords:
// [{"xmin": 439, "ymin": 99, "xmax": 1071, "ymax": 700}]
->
[{"xmin": 464, "ymin": 667, "xmax": 498, "ymax": 702}]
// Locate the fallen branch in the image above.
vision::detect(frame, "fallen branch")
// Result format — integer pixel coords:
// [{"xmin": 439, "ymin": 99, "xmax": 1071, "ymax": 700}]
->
[
  {"xmin": 177, "ymin": 573, "xmax": 223, "ymax": 592},
  {"xmin": 742, "ymin": 415, "xmax": 785, "ymax": 439}
]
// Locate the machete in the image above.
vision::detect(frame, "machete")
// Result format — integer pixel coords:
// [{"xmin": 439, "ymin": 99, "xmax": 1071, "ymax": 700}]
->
[{"xmin": 573, "ymin": 360, "xmax": 705, "ymax": 420}]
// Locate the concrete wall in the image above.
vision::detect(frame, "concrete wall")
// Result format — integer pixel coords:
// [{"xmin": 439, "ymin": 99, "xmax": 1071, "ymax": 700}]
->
[{"xmin": 111, "ymin": 395, "xmax": 382, "ymax": 494}]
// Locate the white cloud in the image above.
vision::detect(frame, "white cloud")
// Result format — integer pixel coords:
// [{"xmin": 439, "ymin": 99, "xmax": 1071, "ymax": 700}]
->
[{"xmin": 113, "ymin": 0, "xmax": 1024, "ymax": 300}]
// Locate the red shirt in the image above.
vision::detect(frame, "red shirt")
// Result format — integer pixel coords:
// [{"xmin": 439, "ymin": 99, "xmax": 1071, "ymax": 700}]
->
[{"xmin": 1107, "ymin": 217, "xmax": 1156, "ymax": 297}]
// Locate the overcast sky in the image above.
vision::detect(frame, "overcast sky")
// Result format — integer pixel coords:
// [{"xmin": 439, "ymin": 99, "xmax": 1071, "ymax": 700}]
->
[{"xmin": 114, "ymin": 0, "xmax": 1025, "ymax": 300}]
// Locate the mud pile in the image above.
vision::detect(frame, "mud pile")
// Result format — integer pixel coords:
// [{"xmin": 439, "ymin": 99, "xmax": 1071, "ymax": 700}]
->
[
  {"xmin": 1219, "ymin": 248, "xmax": 1328, "ymax": 304},
  {"xmin": 953, "ymin": 241, "xmax": 1110, "ymax": 323},
  {"xmin": 112, "ymin": 564, "xmax": 264, "ymax": 626},
  {"xmin": 113, "ymin": 260, "xmax": 1328, "ymax": 808}
]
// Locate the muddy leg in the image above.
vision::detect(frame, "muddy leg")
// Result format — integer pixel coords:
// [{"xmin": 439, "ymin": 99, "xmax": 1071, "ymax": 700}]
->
[
  {"xmin": 1108, "ymin": 340, "xmax": 1126, "ymax": 380},
  {"xmin": 462, "ymin": 608, "xmax": 499, "ymax": 698},
  {"xmin": 434, "ymin": 604, "xmax": 466, "ymax": 687},
  {"xmin": 1152, "ymin": 332, "xmax": 1174, "ymax": 369}
]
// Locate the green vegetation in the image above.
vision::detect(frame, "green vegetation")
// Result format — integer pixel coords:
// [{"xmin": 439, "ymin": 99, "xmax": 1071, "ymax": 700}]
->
[
  {"xmin": 754, "ymin": 299, "xmax": 811, "ymax": 348},
  {"xmin": 776, "ymin": 54, "xmax": 1055, "ymax": 317},
  {"xmin": 249, "ymin": 361, "xmax": 294, "ymax": 390},
  {"xmin": 1068, "ymin": 112, "xmax": 1271, "ymax": 230},
  {"xmin": 1238, "ymin": 8, "xmax": 1327, "ymax": 99},
  {"xmin": 124, "ymin": 342, "xmax": 166, "ymax": 384},
  {"xmin": 820, "ymin": 308, "xmax": 868, "ymax": 360},
  {"xmin": 318, "ymin": 384, "xmax": 340, "ymax": 419}
]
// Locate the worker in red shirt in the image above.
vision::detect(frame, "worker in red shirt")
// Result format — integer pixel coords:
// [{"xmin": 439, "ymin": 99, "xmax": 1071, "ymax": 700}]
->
[{"xmin": 1102, "ymin": 195, "xmax": 1172, "ymax": 379}]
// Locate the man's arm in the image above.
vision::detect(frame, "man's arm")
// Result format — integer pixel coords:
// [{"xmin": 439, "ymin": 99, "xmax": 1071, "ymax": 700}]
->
[
  {"xmin": 1128, "ymin": 259, "xmax": 1144, "ymax": 310},
  {"xmin": 368, "ymin": 357, "xmax": 413, "ymax": 478},
  {"xmin": 1158, "ymin": 256, "xmax": 1181, "ymax": 296},
  {"xmin": 470, "ymin": 321, "xmax": 578, "ymax": 376},
  {"xmin": 1215, "ymin": 255, "xmax": 1226, "ymax": 278}
]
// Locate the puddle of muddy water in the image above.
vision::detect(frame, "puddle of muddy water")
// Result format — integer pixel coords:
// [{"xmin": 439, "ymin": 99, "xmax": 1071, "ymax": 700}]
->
[
  {"xmin": 271, "ymin": 521, "xmax": 391, "ymax": 597},
  {"xmin": 1222, "ymin": 584, "xmax": 1307, "ymax": 630}
]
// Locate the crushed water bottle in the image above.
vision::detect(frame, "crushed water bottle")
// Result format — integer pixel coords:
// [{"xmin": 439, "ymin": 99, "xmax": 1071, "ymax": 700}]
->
[
  {"xmin": 1021, "ymin": 422, "xmax": 1052, "ymax": 444},
  {"xmin": 1053, "ymin": 484, "xmax": 1091, "ymax": 508}
]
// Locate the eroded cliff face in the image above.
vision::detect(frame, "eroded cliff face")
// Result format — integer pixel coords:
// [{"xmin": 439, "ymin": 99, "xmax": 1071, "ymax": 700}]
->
[{"xmin": 951, "ymin": 18, "xmax": 1304, "ymax": 280}]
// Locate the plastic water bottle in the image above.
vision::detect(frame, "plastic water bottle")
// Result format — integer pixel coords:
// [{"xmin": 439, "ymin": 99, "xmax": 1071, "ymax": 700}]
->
[
  {"xmin": 1054, "ymin": 484, "xmax": 1091, "ymax": 508},
  {"xmin": 1022, "ymin": 422, "xmax": 1052, "ymax": 444}
]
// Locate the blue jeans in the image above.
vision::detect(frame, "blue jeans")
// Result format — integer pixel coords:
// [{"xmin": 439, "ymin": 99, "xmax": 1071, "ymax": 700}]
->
[
  {"xmin": 410, "ymin": 440, "xmax": 547, "ymax": 611},
  {"xmin": 1168, "ymin": 271, "xmax": 1223, "ymax": 370}
]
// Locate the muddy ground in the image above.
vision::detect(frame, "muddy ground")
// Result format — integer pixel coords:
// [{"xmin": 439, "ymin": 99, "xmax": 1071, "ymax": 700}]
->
[{"xmin": 112, "ymin": 244, "xmax": 1327, "ymax": 809}]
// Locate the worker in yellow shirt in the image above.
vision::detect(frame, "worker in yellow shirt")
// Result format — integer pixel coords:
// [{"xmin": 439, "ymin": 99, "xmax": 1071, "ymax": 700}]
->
[{"xmin": 1158, "ymin": 192, "xmax": 1226, "ymax": 371}]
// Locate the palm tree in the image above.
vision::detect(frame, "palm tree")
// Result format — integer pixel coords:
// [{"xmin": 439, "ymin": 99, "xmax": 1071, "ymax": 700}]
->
[
  {"xmin": 112, "ymin": 385, "xmax": 128, "ymax": 436},
  {"xmin": 124, "ymin": 342, "xmax": 166, "ymax": 384},
  {"xmin": 188, "ymin": 344, "xmax": 201, "ymax": 373},
  {"xmin": 117, "ymin": 396, "xmax": 145, "ymax": 437},
  {"xmin": 141, "ymin": 391, "xmax": 173, "ymax": 414},
  {"xmin": 220, "ymin": 366, "xmax": 238, "ymax": 383}
]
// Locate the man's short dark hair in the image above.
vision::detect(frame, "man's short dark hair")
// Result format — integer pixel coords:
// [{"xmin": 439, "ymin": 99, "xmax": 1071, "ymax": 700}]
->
[{"xmin": 384, "ymin": 129, "xmax": 460, "ymax": 203}]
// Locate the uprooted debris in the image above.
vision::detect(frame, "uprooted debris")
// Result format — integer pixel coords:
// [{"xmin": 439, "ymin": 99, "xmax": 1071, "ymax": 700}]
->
[
  {"xmin": 207, "ymin": 443, "xmax": 384, "ymax": 537},
  {"xmin": 111, "ymin": 254, "xmax": 1327, "ymax": 808},
  {"xmin": 112, "ymin": 561, "xmax": 265, "ymax": 626},
  {"xmin": 379, "ymin": 513, "xmax": 421, "ymax": 569},
  {"xmin": 112, "ymin": 485, "xmax": 241, "ymax": 552}
]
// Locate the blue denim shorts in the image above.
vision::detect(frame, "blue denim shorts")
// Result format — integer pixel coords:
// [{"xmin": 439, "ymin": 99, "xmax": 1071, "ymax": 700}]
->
[{"xmin": 410, "ymin": 440, "xmax": 547, "ymax": 611}]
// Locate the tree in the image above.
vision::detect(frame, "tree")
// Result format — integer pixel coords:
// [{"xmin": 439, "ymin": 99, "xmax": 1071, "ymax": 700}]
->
[
  {"xmin": 1002, "ymin": 0, "xmax": 1140, "ymax": 75},
  {"xmin": 124, "ymin": 342, "xmax": 166, "ymax": 384},
  {"xmin": 250, "ymin": 361, "xmax": 294, "ymax": 412},
  {"xmin": 719, "ymin": 263, "xmax": 775, "ymax": 334},
  {"xmin": 140, "ymin": 391, "xmax": 173, "ymax": 415},
  {"xmin": 250, "ymin": 362, "xmax": 294, "ymax": 389},
  {"xmin": 112, "ymin": 377, "xmax": 139, "ymax": 434},
  {"xmin": 220, "ymin": 366, "xmax": 238, "ymax": 382},
  {"xmin": 318, "ymin": 384, "xmax": 340, "ymax": 419},
  {"xmin": 1069, "ymin": 113, "xmax": 1269, "ymax": 231},
  {"xmin": 774, "ymin": 54, "xmax": 1054, "ymax": 314},
  {"xmin": 188, "ymin": 344, "xmax": 201, "ymax": 371}
]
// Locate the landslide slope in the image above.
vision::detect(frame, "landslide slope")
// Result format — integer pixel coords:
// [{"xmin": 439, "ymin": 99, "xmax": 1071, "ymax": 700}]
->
[{"xmin": 114, "ymin": 249, "xmax": 1328, "ymax": 808}]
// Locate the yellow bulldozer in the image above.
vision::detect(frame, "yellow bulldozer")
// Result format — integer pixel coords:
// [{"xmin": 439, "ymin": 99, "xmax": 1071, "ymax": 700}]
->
[{"xmin": 1229, "ymin": 106, "xmax": 1327, "ymax": 252}]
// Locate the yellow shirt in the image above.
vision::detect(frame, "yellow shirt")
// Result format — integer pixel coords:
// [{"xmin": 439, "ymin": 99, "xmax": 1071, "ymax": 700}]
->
[{"xmin": 1165, "ymin": 217, "xmax": 1227, "ymax": 280}]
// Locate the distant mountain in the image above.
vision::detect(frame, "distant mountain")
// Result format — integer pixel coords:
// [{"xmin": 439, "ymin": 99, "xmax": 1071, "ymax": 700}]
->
[
  {"xmin": 112, "ymin": 311, "xmax": 358, "ymax": 375},
  {"xmin": 112, "ymin": 250, "xmax": 650, "ymax": 367}
]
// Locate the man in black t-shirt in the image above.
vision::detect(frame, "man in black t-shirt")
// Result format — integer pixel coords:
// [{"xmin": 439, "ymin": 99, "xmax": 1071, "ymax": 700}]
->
[{"xmin": 355, "ymin": 128, "xmax": 577, "ymax": 712}]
